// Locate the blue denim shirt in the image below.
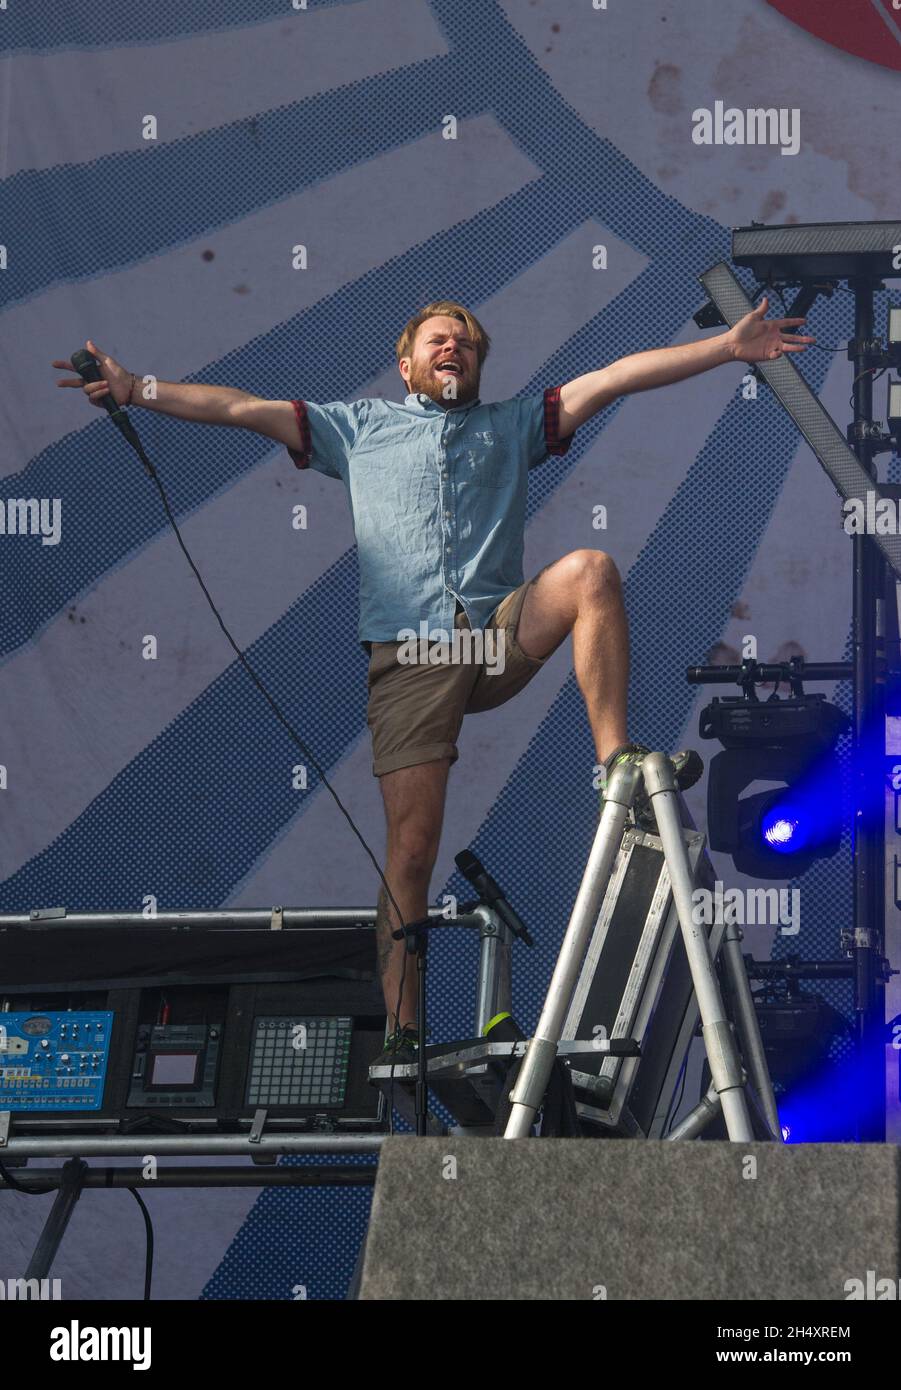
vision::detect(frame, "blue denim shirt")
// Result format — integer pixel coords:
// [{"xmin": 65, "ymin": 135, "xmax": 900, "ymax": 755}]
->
[{"xmin": 286, "ymin": 388, "xmax": 573, "ymax": 648}]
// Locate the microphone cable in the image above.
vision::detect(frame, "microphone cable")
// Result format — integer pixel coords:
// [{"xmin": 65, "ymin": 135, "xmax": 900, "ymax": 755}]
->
[{"xmin": 68, "ymin": 352, "xmax": 412, "ymax": 1132}]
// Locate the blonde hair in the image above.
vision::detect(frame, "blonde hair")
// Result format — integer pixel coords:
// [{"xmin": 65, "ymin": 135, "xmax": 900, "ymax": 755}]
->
[{"xmin": 395, "ymin": 300, "xmax": 490, "ymax": 367}]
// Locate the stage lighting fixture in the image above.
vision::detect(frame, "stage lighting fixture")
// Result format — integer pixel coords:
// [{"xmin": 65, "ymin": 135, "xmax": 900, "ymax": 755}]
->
[
  {"xmin": 761, "ymin": 801, "xmax": 810, "ymax": 853},
  {"xmin": 699, "ymin": 984, "xmax": 854, "ymax": 1142},
  {"xmin": 701, "ymin": 691, "xmax": 849, "ymax": 878},
  {"xmin": 753, "ymin": 990, "xmax": 857, "ymax": 1143}
]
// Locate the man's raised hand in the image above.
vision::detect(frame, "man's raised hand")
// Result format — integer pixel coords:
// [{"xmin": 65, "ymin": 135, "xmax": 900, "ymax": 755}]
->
[
  {"xmin": 728, "ymin": 297, "xmax": 816, "ymax": 364},
  {"xmin": 52, "ymin": 339, "xmax": 132, "ymax": 408}
]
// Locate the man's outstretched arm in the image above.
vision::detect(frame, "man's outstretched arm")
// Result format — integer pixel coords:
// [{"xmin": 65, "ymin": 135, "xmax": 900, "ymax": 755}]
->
[
  {"xmin": 52, "ymin": 339, "xmax": 303, "ymax": 450},
  {"xmin": 556, "ymin": 296, "xmax": 815, "ymax": 439}
]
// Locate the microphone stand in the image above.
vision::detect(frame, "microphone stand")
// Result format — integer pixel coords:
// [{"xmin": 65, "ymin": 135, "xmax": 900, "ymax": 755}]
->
[{"xmin": 391, "ymin": 858, "xmax": 535, "ymax": 1136}]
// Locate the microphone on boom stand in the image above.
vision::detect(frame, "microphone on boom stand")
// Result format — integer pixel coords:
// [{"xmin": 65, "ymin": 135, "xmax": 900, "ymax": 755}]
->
[{"xmin": 454, "ymin": 849, "xmax": 534, "ymax": 948}]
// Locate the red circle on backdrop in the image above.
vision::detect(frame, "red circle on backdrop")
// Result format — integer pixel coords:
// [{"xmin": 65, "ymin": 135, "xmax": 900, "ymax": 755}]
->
[{"xmin": 767, "ymin": 0, "xmax": 901, "ymax": 72}]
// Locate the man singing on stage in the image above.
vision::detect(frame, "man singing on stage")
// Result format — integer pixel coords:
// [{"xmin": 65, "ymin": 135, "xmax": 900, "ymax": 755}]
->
[{"xmin": 53, "ymin": 296, "xmax": 813, "ymax": 1060}]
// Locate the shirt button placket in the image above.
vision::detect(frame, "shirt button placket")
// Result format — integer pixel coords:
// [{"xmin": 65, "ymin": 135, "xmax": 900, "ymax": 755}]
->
[{"xmin": 441, "ymin": 423, "xmax": 454, "ymax": 616}]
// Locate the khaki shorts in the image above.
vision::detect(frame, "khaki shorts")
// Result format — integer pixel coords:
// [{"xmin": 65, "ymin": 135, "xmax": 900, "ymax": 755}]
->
[{"xmin": 366, "ymin": 580, "xmax": 550, "ymax": 776}]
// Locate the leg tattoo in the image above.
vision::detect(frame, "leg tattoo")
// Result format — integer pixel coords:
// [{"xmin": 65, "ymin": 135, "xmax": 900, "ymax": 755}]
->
[{"xmin": 375, "ymin": 884, "xmax": 394, "ymax": 981}]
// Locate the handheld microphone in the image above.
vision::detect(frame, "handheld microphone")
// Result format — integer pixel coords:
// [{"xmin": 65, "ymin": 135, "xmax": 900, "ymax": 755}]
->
[
  {"xmin": 70, "ymin": 348, "xmax": 142, "ymax": 449},
  {"xmin": 455, "ymin": 849, "xmax": 534, "ymax": 947}
]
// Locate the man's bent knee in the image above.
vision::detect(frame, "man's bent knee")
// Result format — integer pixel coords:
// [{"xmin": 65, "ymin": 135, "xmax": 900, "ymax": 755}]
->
[{"xmin": 566, "ymin": 548, "xmax": 621, "ymax": 597}]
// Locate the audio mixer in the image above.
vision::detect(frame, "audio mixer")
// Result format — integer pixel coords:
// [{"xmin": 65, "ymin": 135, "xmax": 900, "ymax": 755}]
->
[{"xmin": 0, "ymin": 1011, "xmax": 114, "ymax": 1111}]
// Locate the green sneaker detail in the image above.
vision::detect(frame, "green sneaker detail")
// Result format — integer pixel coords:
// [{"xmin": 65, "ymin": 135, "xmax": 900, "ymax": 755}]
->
[{"xmin": 371, "ymin": 1025, "xmax": 420, "ymax": 1068}]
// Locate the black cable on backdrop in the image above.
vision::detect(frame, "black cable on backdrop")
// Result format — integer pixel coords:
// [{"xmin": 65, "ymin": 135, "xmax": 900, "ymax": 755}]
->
[
  {"xmin": 0, "ymin": 1157, "xmax": 154, "ymax": 1300},
  {"xmin": 128, "ymin": 1187, "xmax": 154, "ymax": 1300},
  {"xmin": 68, "ymin": 352, "xmax": 413, "ymax": 1133}
]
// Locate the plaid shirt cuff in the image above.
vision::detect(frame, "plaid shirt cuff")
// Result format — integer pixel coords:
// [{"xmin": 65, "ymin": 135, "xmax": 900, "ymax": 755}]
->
[
  {"xmin": 286, "ymin": 399, "xmax": 312, "ymax": 468},
  {"xmin": 543, "ymin": 385, "xmax": 573, "ymax": 455}
]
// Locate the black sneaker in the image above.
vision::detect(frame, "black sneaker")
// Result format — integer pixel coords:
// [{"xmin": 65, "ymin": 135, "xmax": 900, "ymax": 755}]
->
[
  {"xmin": 599, "ymin": 743, "xmax": 704, "ymax": 829},
  {"xmin": 370, "ymin": 1024, "xmax": 419, "ymax": 1069}
]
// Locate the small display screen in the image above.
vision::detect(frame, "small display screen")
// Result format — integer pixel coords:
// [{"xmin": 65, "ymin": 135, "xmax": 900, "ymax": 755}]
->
[{"xmin": 150, "ymin": 1052, "xmax": 199, "ymax": 1087}]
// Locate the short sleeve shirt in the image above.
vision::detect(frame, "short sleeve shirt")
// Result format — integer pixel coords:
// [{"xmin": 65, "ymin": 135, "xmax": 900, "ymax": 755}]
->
[{"xmin": 286, "ymin": 389, "xmax": 574, "ymax": 648}]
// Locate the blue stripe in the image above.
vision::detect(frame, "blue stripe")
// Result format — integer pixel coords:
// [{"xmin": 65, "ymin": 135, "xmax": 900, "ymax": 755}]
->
[
  {"xmin": 436, "ymin": 0, "xmax": 716, "ymax": 259},
  {"xmin": 0, "ymin": 0, "xmax": 363, "ymax": 55},
  {"xmin": 0, "ymin": 55, "xmax": 466, "ymax": 314}
]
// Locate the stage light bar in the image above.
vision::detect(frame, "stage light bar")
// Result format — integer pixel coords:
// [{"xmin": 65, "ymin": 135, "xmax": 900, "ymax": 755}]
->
[
  {"xmin": 732, "ymin": 220, "xmax": 901, "ymax": 280},
  {"xmin": 699, "ymin": 261, "xmax": 901, "ymax": 583}
]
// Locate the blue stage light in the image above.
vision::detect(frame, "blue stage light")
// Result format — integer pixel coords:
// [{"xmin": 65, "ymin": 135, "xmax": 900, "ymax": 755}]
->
[
  {"xmin": 701, "ymin": 687, "xmax": 849, "ymax": 878},
  {"xmin": 760, "ymin": 801, "xmax": 812, "ymax": 854}
]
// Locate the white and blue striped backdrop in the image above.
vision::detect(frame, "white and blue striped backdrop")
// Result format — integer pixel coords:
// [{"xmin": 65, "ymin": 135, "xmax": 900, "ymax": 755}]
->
[{"xmin": 1, "ymin": 0, "xmax": 899, "ymax": 1299}]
